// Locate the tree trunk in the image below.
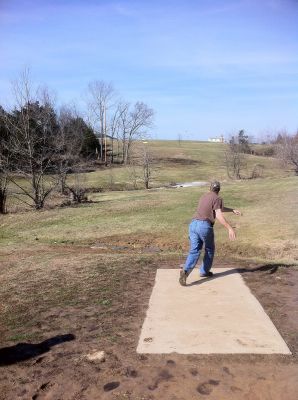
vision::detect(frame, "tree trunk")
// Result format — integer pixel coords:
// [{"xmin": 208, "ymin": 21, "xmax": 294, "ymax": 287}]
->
[
  {"xmin": 0, "ymin": 188, "xmax": 7, "ymax": 214},
  {"xmin": 122, "ymin": 140, "xmax": 126, "ymax": 164},
  {"xmin": 60, "ymin": 173, "xmax": 67, "ymax": 195},
  {"xmin": 111, "ymin": 138, "xmax": 114, "ymax": 164},
  {"xmin": 34, "ymin": 193, "xmax": 44, "ymax": 210}
]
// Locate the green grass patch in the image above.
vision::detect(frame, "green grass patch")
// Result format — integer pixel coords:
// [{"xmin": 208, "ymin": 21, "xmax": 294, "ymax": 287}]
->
[{"xmin": 1, "ymin": 176, "xmax": 297, "ymax": 264}]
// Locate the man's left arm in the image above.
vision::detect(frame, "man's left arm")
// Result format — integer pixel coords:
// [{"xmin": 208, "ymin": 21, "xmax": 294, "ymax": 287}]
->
[{"xmin": 222, "ymin": 206, "xmax": 242, "ymax": 215}]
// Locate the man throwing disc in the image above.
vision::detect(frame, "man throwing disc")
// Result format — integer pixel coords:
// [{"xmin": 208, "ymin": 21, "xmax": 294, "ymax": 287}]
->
[{"xmin": 179, "ymin": 181, "xmax": 241, "ymax": 286}]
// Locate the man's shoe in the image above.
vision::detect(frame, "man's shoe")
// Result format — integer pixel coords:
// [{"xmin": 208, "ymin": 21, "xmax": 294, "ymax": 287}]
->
[
  {"xmin": 179, "ymin": 269, "xmax": 189, "ymax": 286},
  {"xmin": 200, "ymin": 271, "xmax": 214, "ymax": 278}
]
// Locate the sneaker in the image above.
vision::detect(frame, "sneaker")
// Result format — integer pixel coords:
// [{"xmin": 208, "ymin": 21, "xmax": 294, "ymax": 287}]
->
[
  {"xmin": 200, "ymin": 271, "xmax": 213, "ymax": 278},
  {"xmin": 179, "ymin": 269, "xmax": 189, "ymax": 286}
]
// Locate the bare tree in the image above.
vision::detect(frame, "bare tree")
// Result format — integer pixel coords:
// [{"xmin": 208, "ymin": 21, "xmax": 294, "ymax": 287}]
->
[
  {"xmin": 56, "ymin": 106, "xmax": 85, "ymax": 194},
  {"xmin": 224, "ymin": 135, "xmax": 247, "ymax": 179},
  {"xmin": 141, "ymin": 142, "xmax": 154, "ymax": 189},
  {"xmin": 66, "ymin": 167, "xmax": 88, "ymax": 204},
  {"xmin": 0, "ymin": 107, "xmax": 11, "ymax": 213},
  {"xmin": 3, "ymin": 69, "xmax": 60, "ymax": 209},
  {"xmin": 86, "ymin": 82, "xmax": 154, "ymax": 165},
  {"xmin": 109, "ymin": 101, "xmax": 126, "ymax": 164},
  {"xmin": 87, "ymin": 81, "xmax": 115, "ymax": 163},
  {"xmin": 275, "ymin": 131, "xmax": 298, "ymax": 175},
  {"xmin": 119, "ymin": 102, "xmax": 154, "ymax": 164},
  {"xmin": 128, "ymin": 141, "xmax": 155, "ymax": 189},
  {"xmin": 117, "ymin": 101, "xmax": 130, "ymax": 164}
]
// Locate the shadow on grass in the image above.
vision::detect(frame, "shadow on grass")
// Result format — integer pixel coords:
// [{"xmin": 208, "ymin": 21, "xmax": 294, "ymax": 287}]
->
[
  {"xmin": 238, "ymin": 263, "xmax": 291, "ymax": 274},
  {"xmin": 187, "ymin": 264, "xmax": 290, "ymax": 287},
  {"xmin": 0, "ymin": 334, "xmax": 75, "ymax": 366}
]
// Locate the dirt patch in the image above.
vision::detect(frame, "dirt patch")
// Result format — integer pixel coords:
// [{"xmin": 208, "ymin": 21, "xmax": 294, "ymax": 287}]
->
[
  {"xmin": 155, "ymin": 157, "xmax": 203, "ymax": 166},
  {"xmin": 0, "ymin": 249, "xmax": 297, "ymax": 400},
  {"xmin": 240, "ymin": 264, "xmax": 298, "ymax": 356},
  {"xmin": 91, "ymin": 233, "xmax": 182, "ymax": 252}
]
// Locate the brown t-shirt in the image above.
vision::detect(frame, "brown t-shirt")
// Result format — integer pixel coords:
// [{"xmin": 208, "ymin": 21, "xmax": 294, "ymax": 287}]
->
[{"xmin": 193, "ymin": 191, "xmax": 223, "ymax": 224}]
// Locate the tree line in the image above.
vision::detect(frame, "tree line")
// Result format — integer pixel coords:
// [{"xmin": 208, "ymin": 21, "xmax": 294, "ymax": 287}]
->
[
  {"xmin": 225, "ymin": 129, "xmax": 298, "ymax": 179},
  {"xmin": 0, "ymin": 70, "xmax": 154, "ymax": 213}
]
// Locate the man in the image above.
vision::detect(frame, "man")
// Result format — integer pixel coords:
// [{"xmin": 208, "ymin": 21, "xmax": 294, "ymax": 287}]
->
[{"xmin": 179, "ymin": 181, "xmax": 241, "ymax": 286}]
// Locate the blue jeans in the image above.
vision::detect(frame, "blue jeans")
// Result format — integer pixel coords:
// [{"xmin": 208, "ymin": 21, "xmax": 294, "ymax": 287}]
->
[{"xmin": 184, "ymin": 220, "xmax": 215, "ymax": 275}]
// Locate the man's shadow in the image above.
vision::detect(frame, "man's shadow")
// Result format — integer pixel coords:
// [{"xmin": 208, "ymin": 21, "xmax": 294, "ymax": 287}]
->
[
  {"xmin": 187, "ymin": 264, "xmax": 287, "ymax": 286},
  {"xmin": 188, "ymin": 268, "xmax": 238, "ymax": 286},
  {"xmin": 0, "ymin": 334, "xmax": 75, "ymax": 366}
]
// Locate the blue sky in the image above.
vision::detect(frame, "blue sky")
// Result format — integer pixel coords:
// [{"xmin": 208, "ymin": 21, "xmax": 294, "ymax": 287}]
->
[{"xmin": 0, "ymin": 0, "xmax": 298, "ymax": 140}]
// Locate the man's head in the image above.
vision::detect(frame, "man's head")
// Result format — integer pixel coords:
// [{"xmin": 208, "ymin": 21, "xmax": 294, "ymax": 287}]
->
[{"xmin": 210, "ymin": 180, "xmax": 221, "ymax": 193}]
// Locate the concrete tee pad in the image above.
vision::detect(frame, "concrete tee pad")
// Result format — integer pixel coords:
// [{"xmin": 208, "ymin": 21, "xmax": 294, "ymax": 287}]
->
[{"xmin": 137, "ymin": 268, "xmax": 291, "ymax": 354}]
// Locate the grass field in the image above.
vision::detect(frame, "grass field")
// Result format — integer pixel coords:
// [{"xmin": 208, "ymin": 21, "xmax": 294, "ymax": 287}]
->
[
  {"xmin": 2, "ymin": 176, "xmax": 298, "ymax": 263},
  {"xmin": 0, "ymin": 140, "xmax": 297, "ymax": 399},
  {"xmin": 62, "ymin": 141, "xmax": 285, "ymax": 191}
]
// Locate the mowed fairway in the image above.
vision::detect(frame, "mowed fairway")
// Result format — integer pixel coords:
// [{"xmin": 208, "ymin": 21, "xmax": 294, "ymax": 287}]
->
[
  {"xmin": 64, "ymin": 141, "xmax": 287, "ymax": 190},
  {"xmin": 0, "ymin": 141, "xmax": 298, "ymax": 399}
]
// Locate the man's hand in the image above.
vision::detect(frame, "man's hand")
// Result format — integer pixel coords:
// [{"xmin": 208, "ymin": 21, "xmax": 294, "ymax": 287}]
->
[
  {"xmin": 233, "ymin": 209, "xmax": 242, "ymax": 215},
  {"xmin": 228, "ymin": 227, "xmax": 236, "ymax": 240}
]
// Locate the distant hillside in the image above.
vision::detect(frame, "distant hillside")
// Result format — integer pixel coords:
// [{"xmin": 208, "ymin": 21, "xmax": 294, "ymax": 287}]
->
[{"xmin": 81, "ymin": 140, "xmax": 284, "ymax": 191}]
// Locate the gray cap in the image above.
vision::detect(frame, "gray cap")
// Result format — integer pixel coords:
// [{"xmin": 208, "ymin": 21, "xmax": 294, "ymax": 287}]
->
[{"xmin": 210, "ymin": 181, "xmax": 221, "ymax": 191}]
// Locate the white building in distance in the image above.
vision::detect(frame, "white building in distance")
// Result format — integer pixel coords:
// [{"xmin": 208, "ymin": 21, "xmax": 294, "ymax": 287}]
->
[{"xmin": 208, "ymin": 135, "xmax": 225, "ymax": 143}]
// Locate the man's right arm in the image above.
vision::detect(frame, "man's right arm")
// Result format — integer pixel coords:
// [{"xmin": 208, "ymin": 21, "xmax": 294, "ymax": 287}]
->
[{"xmin": 215, "ymin": 209, "xmax": 236, "ymax": 240}]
